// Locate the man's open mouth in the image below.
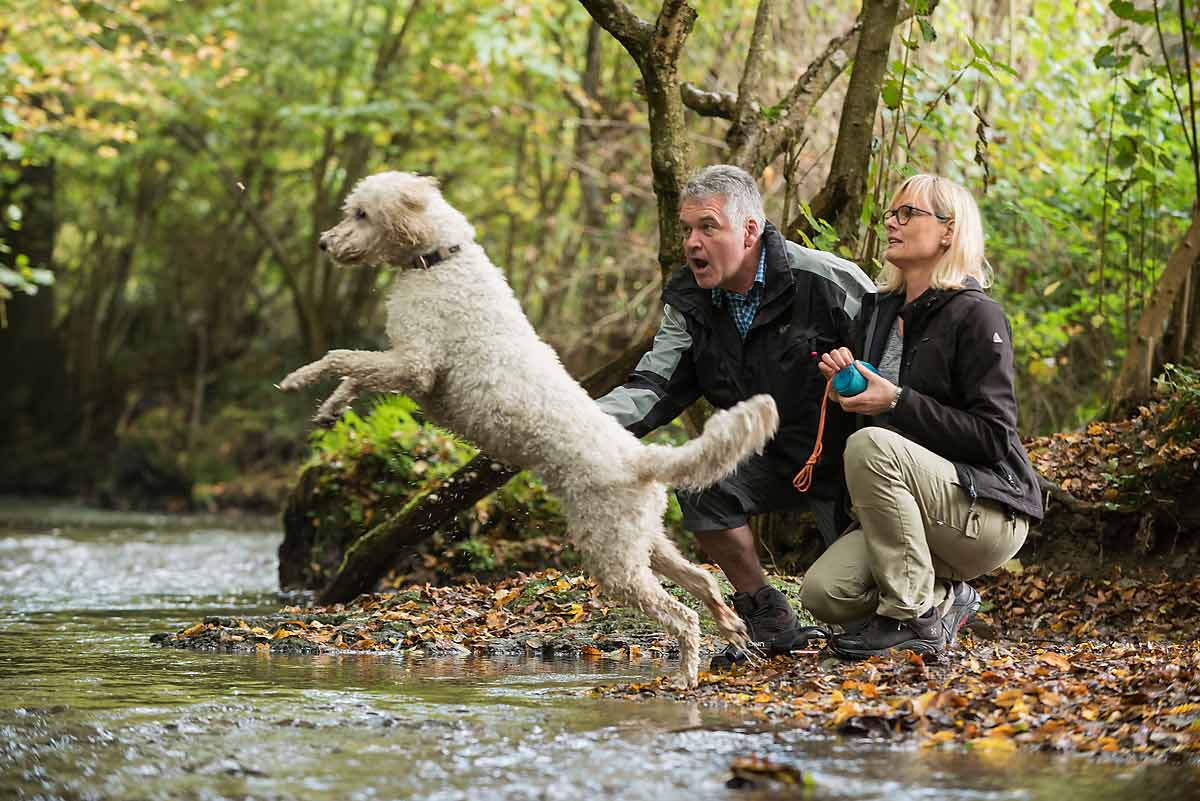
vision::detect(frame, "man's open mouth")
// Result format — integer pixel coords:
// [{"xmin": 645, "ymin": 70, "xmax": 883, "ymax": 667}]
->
[{"xmin": 690, "ymin": 258, "xmax": 710, "ymax": 270}]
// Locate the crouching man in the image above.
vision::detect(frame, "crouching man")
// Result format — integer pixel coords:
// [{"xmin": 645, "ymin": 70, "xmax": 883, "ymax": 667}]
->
[{"xmin": 596, "ymin": 165, "xmax": 874, "ymax": 668}]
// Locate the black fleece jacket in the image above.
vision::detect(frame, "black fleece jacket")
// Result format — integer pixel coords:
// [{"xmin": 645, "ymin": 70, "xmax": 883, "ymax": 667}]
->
[{"xmin": 855, "ymin": 279, "xmax": 1044, "ymax": 521}]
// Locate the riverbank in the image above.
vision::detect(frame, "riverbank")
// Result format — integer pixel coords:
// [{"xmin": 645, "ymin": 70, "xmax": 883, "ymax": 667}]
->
[{"xmin": 157, "ymin": 564, "xmax": 1200, "ymax": 763}]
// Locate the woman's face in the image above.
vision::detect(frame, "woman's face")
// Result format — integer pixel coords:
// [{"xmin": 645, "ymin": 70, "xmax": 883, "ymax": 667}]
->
[{"xmin": 883, "ymin": 191, "xmax": 951, "ymax": 272}]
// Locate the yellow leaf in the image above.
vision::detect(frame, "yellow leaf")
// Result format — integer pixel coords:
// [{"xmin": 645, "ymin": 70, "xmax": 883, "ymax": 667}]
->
[
  {"xmin": 968, "ymin": 737, "xmax": 1016, "ymax": 753},
  {"xmin": 830, "ymin": 701, "xmax": 862, "ymax": 727},
  {"xmin": 922, "ymin": 730, "xmax": 957, "ymax": 747},
  {"xmin": 1038, "ymin": 651, "xmax": 1072, "ymax": 671},
  {"xmin": 912, "ymin": 690, "xmax": 940, "ymax": 717},
  {"xmin": 493, "ymin": 588, "xmax": 519, "ymax": 608},
  {"xmin": 180, "ymin": 623, "xmax": 206, "ymax": 637}
]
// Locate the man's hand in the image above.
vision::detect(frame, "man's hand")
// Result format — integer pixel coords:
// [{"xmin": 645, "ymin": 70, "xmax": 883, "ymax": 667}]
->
[{"xmin": 817, "ymin": 348, "xmax": 899, "ymax": 416}]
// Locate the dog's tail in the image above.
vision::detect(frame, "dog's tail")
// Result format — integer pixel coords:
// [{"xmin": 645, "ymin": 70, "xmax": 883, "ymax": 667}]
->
[{"xmin": 635, "ymin": 394, "xmax": 779, "ymax": 492}]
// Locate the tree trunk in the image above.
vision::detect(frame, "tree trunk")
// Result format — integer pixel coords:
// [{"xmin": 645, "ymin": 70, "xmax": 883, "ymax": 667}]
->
[
  {"xmin": 578, "ymin": 0, "xmax": 695, "ymax": 279},
  {"xmin": 788, "ymin": 0, "xmax": 901, "ymax": 243},
  {"xmin": 1108, "ymin": 208, "xmax": 1200, "ymax": 415},
  {"xmin": 317, "ymin": 329, "xmax": 657, "ymax": 604}
]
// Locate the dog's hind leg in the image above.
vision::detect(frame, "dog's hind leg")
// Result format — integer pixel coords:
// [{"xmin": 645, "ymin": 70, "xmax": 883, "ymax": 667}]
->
[
  {"xmin": 649, "ymin": 531, "xmax": 748, "ymax": 649},
  {"xmin": 591, "ymin": 556, "xmax": 704, "ymax": 689}
]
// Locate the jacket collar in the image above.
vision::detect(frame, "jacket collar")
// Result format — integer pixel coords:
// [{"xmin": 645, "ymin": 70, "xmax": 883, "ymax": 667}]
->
[
  {"xmin": 864, "ymin": 278, "xmax": 985, "ymax": 361},
  {"xmin": 900, "ymin": 276, "xmax": 984, "ymax": 319}
]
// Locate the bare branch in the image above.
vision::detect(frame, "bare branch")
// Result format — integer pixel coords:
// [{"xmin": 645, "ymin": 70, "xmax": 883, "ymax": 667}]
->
[
  {"xmin": 711, "ymin": 0, "xmax": 940, "ymax": 173},
  {"xmin": 578, "ymin": 0, "xmax": 652, "ymax": 61},
  {"xmin": 739, "ymin": 20, "xmax": 860, "ymax": 172},
  {"xmin": 733, "ymin": 0, "xmax": 773, "ymax": 131},
  {"xmin": 680, "ymin": 83, "xmax": 739, "ymax": 118},
  {"xmin": 650, "ymin": 0, "xmax": 698, "ymax": 66}
]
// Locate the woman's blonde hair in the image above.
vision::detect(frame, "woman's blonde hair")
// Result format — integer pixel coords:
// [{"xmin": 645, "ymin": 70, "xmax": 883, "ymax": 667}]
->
[{"xmin": 876, "ymin": 174, "xmax": 992, "ymax": 293}]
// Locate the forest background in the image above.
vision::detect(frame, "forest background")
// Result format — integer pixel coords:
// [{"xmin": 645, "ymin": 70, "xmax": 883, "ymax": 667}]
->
[{"xmin": 1, "ymin": 0, "xmax": 1197, "ymax": 528}]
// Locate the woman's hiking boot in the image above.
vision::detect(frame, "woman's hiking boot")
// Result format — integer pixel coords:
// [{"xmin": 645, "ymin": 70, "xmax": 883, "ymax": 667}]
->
[
  {"xmin": 828, "ymin": 606, "xmax": 945, "ymax": 660},
  {"xmin": 941, "ymin": 581, "xmax": 980, "ymax": 647},
  {"xmin": 708, "ymin": 585, "xmax": 823, "ymax": 671}
]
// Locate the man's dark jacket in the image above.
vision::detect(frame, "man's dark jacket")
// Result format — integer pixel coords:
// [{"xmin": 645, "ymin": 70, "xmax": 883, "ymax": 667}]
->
[
  {"xmin": 854, "ymin": 279, "xmax": 1044, "ymax": 520},
  {"xmin": 596, "ymin": 223, "xmax": 874, "ymax": 500}
]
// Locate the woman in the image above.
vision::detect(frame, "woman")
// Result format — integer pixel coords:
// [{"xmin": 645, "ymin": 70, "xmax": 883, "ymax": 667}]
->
[{"xmin": 800, "ymin": 174, "xmax": 1043, "ymax": 659}]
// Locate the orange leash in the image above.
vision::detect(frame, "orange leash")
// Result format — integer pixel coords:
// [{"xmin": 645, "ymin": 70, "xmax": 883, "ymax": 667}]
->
[{"xmin": 792, "ymin": 376, "xmax": 833, "ymax": 493}]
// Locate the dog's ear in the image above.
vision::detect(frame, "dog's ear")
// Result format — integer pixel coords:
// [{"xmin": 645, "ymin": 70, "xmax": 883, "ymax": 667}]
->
[
  {"xmin": 390, "ymin": 174, "xmax": 438, "ymax": 213},
  {"xmin": 398, "ymin": 174, "xmax": 439, "ymax": 212},
  {"xmin": 379, "ymin": 175, "xmax": 440, "ymax": 247}
]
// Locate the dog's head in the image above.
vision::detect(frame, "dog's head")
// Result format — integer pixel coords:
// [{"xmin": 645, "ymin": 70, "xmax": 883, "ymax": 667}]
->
[{"xmin": 318, "ymin": 171, "xmax": 474, "ymax": 266}]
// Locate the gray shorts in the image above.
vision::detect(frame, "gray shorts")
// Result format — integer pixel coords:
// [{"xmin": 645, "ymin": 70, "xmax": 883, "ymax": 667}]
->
[{"xmin": 676, "ymin": 454, "xmax": 841, "ymax": 546}]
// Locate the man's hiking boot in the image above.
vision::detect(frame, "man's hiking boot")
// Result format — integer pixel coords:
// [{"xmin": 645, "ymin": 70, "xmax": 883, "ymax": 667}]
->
[
  {"xmin": 941, "ymin": 581, "xmax": 981, "ymax": 647},
  {"xmin": 828, "ymin": 606, "xmax": 945, "ymax": 660},
  {"xmin": 709, "ymin": 585, "xmax": 824, "ymax": 671}
]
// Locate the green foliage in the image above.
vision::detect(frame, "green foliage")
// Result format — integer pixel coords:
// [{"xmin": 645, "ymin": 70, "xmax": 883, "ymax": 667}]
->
[
  {"xmin": 301, "ymin": 395, "xmax": 577, "ymax": 578},
  {"xmin": 867, "ymin": 0, "xmax": 1197, "ymax": 432},
  {"xmin": 6, "ymin": 0, "xmax": 1198, "ymax": 502},
  {"xmin": 792, "ymin": 200, "xmax": 845, "ymax": 255},
  {"xmin": 1156, "ymin": 363, "xmax": 1200, "ymax": 442},
  {"xmin": 308, "ymin": 395, "xmax": 473, "ymax": 475}
]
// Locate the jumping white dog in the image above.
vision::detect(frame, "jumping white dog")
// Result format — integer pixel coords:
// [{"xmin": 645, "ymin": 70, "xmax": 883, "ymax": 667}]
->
[{"xmin": 279, "ymin": 171, "xmax": 780, "ymax": 687}]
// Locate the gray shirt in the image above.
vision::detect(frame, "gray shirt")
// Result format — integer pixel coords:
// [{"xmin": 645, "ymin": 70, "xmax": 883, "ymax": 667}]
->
[{"xmin": 877, "ymin": 317, "xmax": 903, "ymax": 385}]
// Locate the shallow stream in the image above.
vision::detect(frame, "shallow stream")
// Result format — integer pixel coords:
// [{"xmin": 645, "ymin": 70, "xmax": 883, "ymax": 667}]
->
[{"xmin": 2, "ymin": 500, "xmax": 1197, "ymax": 800}]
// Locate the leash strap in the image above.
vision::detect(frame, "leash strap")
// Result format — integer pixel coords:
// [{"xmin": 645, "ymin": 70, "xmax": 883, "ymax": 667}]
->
[{"xmin": 792, "ymin": 376, "xmax": 833, "ymax": 493}]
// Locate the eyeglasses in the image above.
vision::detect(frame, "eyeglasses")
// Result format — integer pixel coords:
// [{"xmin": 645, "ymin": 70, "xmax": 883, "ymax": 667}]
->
[{"xmin": 882, "ymin": 204, "xmax": 951, "ymax": 225}]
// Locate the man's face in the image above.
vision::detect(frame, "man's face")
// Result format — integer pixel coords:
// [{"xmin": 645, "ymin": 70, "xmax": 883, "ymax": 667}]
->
[{"xmin": 679, "ymin": 195, "xmax": 758, "ymax": 291}]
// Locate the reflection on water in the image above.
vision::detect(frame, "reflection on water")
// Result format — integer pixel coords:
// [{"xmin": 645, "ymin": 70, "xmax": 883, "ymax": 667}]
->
[{"xmin": 1, "ymin": 503, "xmax": 1197, "ymax": 801}]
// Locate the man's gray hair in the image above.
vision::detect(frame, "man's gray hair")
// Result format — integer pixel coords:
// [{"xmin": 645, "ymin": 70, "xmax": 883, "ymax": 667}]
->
[{"xmin": 681, "ymin": 164, "xmax": 766, "ymax": 232}]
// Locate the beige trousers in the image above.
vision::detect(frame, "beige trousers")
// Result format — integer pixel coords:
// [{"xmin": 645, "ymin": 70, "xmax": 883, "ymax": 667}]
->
[{"xmin": 800, "ymin": 427, "xmax": 1028, "ymax": 623}]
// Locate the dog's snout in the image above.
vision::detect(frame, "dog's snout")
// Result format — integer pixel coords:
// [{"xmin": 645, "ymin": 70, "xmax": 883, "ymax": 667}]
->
[{"xmin": 318, "ymin": 236, "xmax": 329, "ymax": 252}]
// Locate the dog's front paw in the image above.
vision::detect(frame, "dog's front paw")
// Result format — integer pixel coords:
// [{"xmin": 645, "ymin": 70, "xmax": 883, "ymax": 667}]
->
[{"xmin": 279, "ymin": 364, "xmax": 320, "ymax": 392}]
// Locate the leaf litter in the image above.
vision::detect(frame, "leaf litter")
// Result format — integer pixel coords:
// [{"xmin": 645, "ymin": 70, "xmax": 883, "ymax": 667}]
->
[{"xmin": 155, "ymin": 562, "xmax": 1200, "ymax": 763}]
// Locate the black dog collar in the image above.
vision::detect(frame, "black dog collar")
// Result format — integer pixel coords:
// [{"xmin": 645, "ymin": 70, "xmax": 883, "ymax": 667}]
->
[{"xmin": 411, "ymin": 245, "xmax": 462, "ymax": 270}]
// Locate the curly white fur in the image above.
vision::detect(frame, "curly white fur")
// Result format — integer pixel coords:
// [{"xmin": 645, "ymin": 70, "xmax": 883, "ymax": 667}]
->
[{"xmin": 281, "ymin": 171, "xmax": 780, "ymax": 687}]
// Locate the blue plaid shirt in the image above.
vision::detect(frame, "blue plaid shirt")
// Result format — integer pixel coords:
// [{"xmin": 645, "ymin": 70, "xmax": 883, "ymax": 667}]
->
[{"xmin": 712, "ymin": 245, "xmax": 766, "ymax": 339}]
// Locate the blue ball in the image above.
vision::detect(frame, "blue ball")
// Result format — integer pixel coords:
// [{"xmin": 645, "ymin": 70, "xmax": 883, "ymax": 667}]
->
[{"xmin": 832, "ymin": 361, "xmax": 879, "ymax": 397}]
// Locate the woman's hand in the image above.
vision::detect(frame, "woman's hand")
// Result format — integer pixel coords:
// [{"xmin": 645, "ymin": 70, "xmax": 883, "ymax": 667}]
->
[
  {"xmin": 840, "ymin": 366, "xmax": 899, "ymax": 415},
  {"xmin": 817, "ymin": 348, "xmax": 899, "ymax": 415},
  {"xmin": 817, "ymin": 347, "xmax": 856, "ymax": 381}
]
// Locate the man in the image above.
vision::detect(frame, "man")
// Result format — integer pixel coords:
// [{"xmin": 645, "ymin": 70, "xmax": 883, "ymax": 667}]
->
[{"xmin": 596, "ymin": 165, "xmax": 874, "ymax": 667}]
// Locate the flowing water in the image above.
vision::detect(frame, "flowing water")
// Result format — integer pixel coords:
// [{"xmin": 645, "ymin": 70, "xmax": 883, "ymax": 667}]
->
[{"xmin": 1, "ymin": 500, "xmax": 1197, "ymax": 801}]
